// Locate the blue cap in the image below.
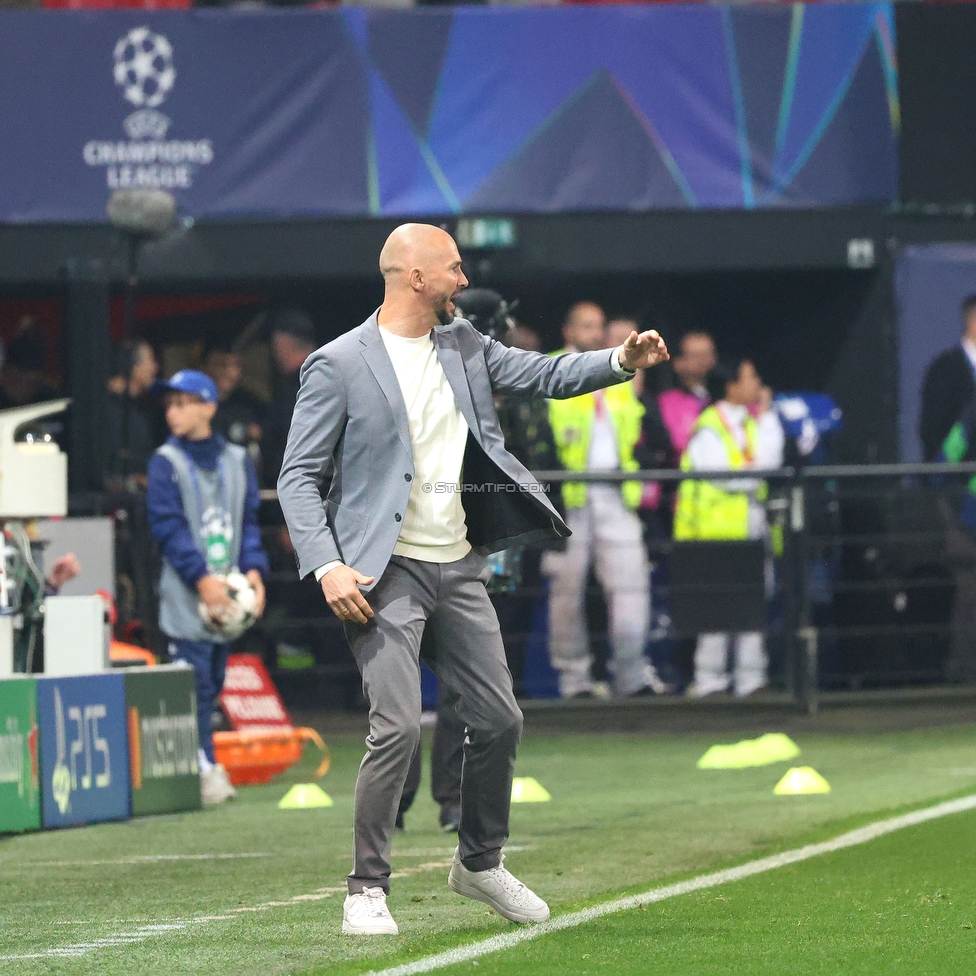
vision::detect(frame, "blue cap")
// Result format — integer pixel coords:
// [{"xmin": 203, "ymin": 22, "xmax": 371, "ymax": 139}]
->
[{"xmin": 157, "ymin": 369, "xmax": 218, "ymax": 404}]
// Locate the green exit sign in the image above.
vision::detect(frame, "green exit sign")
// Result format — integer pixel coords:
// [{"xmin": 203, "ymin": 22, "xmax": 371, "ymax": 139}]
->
[{"xmin": 455, "ymin": 218, "xmax": 517, "ymax": 249}]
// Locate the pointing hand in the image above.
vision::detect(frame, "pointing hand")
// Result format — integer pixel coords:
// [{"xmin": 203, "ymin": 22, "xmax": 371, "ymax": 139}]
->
[{"xmin": 618, "ymin": 330, "xmax": 670, "ymax": 371}]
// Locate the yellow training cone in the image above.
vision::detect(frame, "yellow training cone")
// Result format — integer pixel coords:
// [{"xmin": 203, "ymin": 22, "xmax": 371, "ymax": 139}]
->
[
  {"xmin": 774, "ymin": 766, "xmax": 831, "ymax": 795},
  {"xmin": 752, "ymin": 733, "xmax": 801, "ymax": 765},
  {"xmin": 697, "ymin": 741, "xmax": 753, "ymax": 769},
  {"xmin": 511, "ymin": 777, "xmax": 551, "ymax": 803},
  {"xmin": 279, "ymin": 783, "xmax": 334, "ymax": 809},
  {"xmin": 697, "ymin": 733, "xmax": 800, "ymax": 769}
]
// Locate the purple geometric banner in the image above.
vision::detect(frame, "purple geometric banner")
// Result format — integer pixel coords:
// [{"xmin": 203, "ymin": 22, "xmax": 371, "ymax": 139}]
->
[{"xmin": 0, "ymin": 5, "xmax": 898, "ymax": 223}]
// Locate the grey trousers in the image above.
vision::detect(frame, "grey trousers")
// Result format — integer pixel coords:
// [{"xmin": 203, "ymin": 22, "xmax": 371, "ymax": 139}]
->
[
  {"xmin": 343, "ymin": 551, "xmax": 523, "ymax": 894},
  {"xmin": 398, "ymin": 694, "xmax": 465, "ymax": 821}
]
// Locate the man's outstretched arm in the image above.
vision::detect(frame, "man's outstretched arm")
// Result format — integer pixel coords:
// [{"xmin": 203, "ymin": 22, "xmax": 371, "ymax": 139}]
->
[{"xmin": 482, "ymin": 329, "xmax": 668, "ymax": 400}]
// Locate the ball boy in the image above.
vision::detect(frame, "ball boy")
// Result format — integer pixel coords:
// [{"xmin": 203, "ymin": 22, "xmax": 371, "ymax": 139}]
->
[{"xmin": 147, "ymin": 370, "xmax": 269, "ymax": 804}]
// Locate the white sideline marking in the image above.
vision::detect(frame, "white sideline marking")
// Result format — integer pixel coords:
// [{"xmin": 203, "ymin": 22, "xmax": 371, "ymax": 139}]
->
[
  {"xmin": 6, "ymin": 852, "xmax": 272, "ymax": 868},
  {"xmin": 0, "ymin": 884, "xmax": 347, "ymax": 961},
  {"xmin": 0, "ymin": 852, "xmax": 456, "ymax": 961},
  {"xmin": 365, "ymin": 793, "xmax": 976, "ymax": 976}
]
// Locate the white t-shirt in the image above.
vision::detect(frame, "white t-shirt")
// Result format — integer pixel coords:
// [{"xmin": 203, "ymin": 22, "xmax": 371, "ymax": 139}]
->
[
  {"xmin": 586, "ymin": 390, "xmax": 621, "ymax": 472},
  {"xmin": 380, "ymin": 328, "xmax": 472, "ymax": 563}
]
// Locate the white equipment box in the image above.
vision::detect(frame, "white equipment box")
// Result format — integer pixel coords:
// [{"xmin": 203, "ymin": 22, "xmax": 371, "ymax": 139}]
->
[{"xmin": 43, "ymin": 595, "xmax": 110, "ymax": 676}]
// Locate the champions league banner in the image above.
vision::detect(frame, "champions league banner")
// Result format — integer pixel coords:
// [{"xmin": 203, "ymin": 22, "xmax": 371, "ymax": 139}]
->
[
  {"xmin": 0, "ymin": 12, "xmax": 370, "ymax": 223},
  {"xmin": 0, "ymin": 6, "xmax": 897, "ymax": 223}
]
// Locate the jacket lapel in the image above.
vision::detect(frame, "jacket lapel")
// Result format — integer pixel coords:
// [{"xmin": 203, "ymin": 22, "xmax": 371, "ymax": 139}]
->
[
  {"xmin": 360, "ymin": 318, "xmax": 413, "ymax": 457},
  {"xmin": 433, "ymin": 325, "xmax": 482, "ymax": 444}
]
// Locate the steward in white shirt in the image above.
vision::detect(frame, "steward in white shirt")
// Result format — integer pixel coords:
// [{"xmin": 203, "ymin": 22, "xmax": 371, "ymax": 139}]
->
[{"xmin": 675, "ymin": 356, "xmax": 784, "ymax": 698}]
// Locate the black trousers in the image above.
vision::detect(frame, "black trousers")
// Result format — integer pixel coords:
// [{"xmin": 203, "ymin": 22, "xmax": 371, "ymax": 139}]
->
[{"xmin": 944, "ymin": 506, "xmax": 976, "ymax": 684}]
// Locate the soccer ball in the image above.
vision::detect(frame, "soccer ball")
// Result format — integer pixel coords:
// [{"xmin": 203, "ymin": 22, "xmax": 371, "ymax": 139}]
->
[
  {"xmin": 198, "ymin": 571, "xmax": 259, "ymax": 642},
  {"xmin": 113, "ymin": 28, "xmax": 176, "ymax": 109}
]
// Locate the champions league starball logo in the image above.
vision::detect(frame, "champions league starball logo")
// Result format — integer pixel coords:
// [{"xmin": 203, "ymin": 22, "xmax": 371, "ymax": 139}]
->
[
  {"xmin": 113, "ymin": 27, "xmax": 176, "ymax": 109},
  {"xmin": 83, "ymin": 27, "xmax": 215, "ymax": 192}
]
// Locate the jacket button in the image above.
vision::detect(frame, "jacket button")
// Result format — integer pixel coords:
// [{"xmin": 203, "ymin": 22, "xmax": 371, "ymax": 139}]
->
[
  {"xmin": 394, "ymin": 513, "xmax": 401, "ymax": 522},
  {"xmin": 404, "ymin": 473, "xmax": 412, "ymax": 482}
]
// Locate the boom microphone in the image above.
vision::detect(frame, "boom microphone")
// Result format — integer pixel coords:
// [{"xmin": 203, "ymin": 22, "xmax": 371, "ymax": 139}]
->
[{"xmin": 106, "ymin": 188, "xmax": 177, "ymax": 237}]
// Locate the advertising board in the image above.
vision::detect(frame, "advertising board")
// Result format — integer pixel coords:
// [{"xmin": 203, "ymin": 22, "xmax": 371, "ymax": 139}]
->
[
  {"xmin": 219, "ymin": 654, "xmax": 291, "ymax": 731},
  {"xmin": 37, "ymin": 674, "xmax": 130, "ymax": 828},
  {"xmin": 124, "ymin": 666, "xmax": 201, "ymax": 816},
  {"xmin": 0, "ymin": 677, "xmax": 40, "ymax": 833}
]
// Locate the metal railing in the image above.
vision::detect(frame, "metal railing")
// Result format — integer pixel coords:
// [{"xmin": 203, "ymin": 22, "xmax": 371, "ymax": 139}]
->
[
  {"xmin": 87, "ymin": 462, "xmax": 976, "ymax": 713},
  {"xmin": 529, "ymin": 463, "xmax": 976, "ymax": 713}
]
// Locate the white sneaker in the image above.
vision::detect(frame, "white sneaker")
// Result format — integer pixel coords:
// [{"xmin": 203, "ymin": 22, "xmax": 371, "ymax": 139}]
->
[
  {"xmin": 218, "ymin": 764, "xmax": 238, "ymax": 799},
  {"xmin": 733, "ymin": 678, "xmax": 768, "ymax": 699},
  {"xmin": 643, "ymin": 666, "xmax": 674, "ymax": 696},
  {"xmin": 201, "ymin": 764, "xmax": 236, "ymax": 805},
  {"xmin": 616, "ymin": 661, "xmax": 673, "ymax": 698},
  {"xmin": 342, "ymin": 887, "xmax": 399, "ymax": 935},
  {"xmin": 448, "ymin": 850, "xmax": 550, "ymax": 924},
  {"xmin": 684, "ymin": 679, "xmax": 729, "ymax": 699}
]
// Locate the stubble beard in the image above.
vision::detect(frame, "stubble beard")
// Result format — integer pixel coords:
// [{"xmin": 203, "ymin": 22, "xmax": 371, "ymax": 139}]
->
[{"xmin": 434, "ymin": 292, "xmax": 456, "ymax": 326}]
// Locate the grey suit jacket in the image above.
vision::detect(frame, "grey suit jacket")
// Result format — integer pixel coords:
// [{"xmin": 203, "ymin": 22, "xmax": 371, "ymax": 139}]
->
[{"xmin": 277, "ymin": 310, "xmax": 630, "ymax": 589}]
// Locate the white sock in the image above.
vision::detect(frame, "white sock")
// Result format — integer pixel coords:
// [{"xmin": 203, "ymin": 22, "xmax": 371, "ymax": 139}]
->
[{"xmin": 198, "ymin": 748, "xmax": 214, "ymax": 775}]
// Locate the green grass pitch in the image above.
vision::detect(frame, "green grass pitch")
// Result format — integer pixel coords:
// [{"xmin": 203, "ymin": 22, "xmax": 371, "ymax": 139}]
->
[
  {"xmin": 430, "ymin": 807, "xmax": 976, "ymax": 976},
  {"xmin": 2, "ymin": 723, "xmax": 975, "ymax": 975}
]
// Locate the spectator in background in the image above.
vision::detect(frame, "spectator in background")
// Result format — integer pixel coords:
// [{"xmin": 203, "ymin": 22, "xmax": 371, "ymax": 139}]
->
[
  {"xmin": 920, "ymin": 294, "xmax": 976, "ymax": 462},
  {"xmin": 658, "ymin": 330, "xmax": 717, "ymax": 463},
  {"xmin": 509, "ymin": 323, "xmax": 542, "ymax": 353},
  {"xmin": 204, "ymin": 343, "xmax": 266, "ymax": 467},
  {"xmin": 674, "ymin": 356, "xmax": 784, "ymax": 698},
  {"xmin": 544, "ymin": 301, "xmax": 669, "ymax": 698},
  {"xmin": 607, "ymin": 317, "xmax": 672, "ymax": 483},
  {"xmin": 606, "ymin": 319, "xmax": 677, "ymax": 683},
  {"xmin": 0, "ymin": 321, "xmax": 60, "ymax": 410},
  {"xmin": 263, "ymin": 308, "xmax": 317, "ymax": 487},
  {"xmin": 105, "ymin": 338, "xmax": 161, "ymax": 483},
  {"xmin": 937, "ymin": 399, "xmax": 976, "ymax": 684}
]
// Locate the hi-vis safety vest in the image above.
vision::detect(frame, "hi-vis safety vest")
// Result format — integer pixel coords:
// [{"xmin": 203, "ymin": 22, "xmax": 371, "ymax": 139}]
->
[
  {"xmin": 547, "ymin": 361, "xmax": 644, "ymax": 510},
  {"xmin": 673, "ymin": 405, "xmax": 761, "ymax": 541}
]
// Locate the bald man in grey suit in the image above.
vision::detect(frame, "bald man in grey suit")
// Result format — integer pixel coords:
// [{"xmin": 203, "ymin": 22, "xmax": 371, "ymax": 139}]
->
[{"xmin": 277, "ymin": 223, "xmax": 669, "ymax": 935}]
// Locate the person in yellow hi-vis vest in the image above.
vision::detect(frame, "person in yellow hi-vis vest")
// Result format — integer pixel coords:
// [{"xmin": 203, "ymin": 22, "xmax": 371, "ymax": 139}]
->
[
  {"xmin": 675, "ymin": 356, "xmax": 784, "ymax": 698},
  {"xmin": 543, "ymin": 302, "xmax": 671, "ymax": 698}
]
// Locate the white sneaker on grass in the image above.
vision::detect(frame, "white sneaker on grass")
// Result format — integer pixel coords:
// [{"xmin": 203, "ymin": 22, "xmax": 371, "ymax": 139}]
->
[
  {"xmin": 342, "ymin": 887, "xmax": 399, "ymax": 935},
  {"xmin": 200, "ymin": 763, "xmax": 236, "ymax": 805},
  {"xmin": 448, "ymin": 850, "xmax": 550, "ymax": 923}
]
